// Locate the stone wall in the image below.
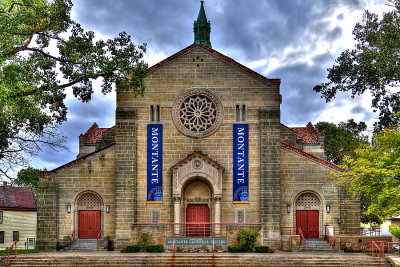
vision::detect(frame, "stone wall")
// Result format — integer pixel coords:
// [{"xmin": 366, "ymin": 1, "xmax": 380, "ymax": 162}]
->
[
  {"xmin": 36, "ymin": 182, "xmax": 58, "ymax": 251},
  {"xmin": 117, "ymin": 46, "xmax": 281, "ymax": 231},
  {"xmin": 38, "ymin": 146, "xmax": 116, "ymax": 250},
  {"xmin": 280, "ymin": 148, "xmax": 345, "ymax": 237}
]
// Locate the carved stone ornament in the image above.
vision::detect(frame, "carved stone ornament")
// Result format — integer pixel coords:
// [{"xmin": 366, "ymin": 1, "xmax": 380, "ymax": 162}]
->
[{"xmin": 172, "ymin": 88, "xmax": 223, "ymax": 138}]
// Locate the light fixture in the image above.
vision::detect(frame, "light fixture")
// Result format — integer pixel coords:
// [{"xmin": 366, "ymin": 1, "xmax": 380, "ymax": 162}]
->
[
  {"xmin": 106, "ymin": 205, "xmax": 110, "ymax": 213},
  {"xmin": 66, "ymin": 205, "xmax": 71, "ymax": 213},
  {"xmin": 286, "ymin": 204, "xmax": 291, "ymax": 213},
  {"xmin": 326, "ymin": 205, "xmax": 331, "ymax": 213}
]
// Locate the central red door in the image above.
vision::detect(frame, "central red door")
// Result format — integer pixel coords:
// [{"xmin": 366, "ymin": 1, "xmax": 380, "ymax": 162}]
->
[
  {"xmin": 78, "ymin": 210, "xmax": 101, "ymax": 239},
  {"xmin": 186, "ymin": 204, "xmax": 210, "ymax": 237},
  {"xmin": 296, "ymin": 210, "xmax": 319, "ymax": 238}
]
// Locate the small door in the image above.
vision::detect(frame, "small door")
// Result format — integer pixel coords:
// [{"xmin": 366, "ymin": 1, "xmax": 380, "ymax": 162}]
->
[
  {"xmin": 186, "ymin": 204, "xmax": 210, "ymax": 237},
  {"xmin": 78, "ymin": 210, "xmax": 101, "ymax": 239},
  {"xmin": 296, "ymin": 210, "xmax": 319, "ymax": 238}
]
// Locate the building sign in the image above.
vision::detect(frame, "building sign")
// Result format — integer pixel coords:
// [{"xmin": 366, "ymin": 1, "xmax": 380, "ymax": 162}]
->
[
  {"xmin": 233, "ymin": 124, "xmax": 249, "ymax": 203},
  {"xmin": 165, "ymin": 238, "xmax": 227, "ymax": 246},
  {"xmin": 147, "ymin": 124, "xmax": 163, "ymax": 203}
]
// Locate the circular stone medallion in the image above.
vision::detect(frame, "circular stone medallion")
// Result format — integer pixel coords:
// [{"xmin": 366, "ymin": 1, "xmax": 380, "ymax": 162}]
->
[{"xmin": 172, "ymin": 88, "xmax": 223, "ymax": 138}]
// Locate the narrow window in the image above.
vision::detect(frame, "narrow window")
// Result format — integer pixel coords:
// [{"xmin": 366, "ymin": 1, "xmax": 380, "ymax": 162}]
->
[
  {"xmin": 151, "ymin": 210, "xmax": 160, "ymax": 223},
  {"xmin": 242, "ymin": 104, "xmax": 246, "ymax": 121},
  {"xmin": 235, "ymin": 105, "xmax": 240, "ymax": 122},
  {"xmin": 0, "ymin": 231, "xmax": 4, "ymax": 243},
  {"xmin": 13, "ymin": 231, "xmax": 19, "ymax": 242},
  {"xmin": 0, "ymin": 211, "xmax": 3, "ymax": 224},
  {"xmin": 150, "ymin": 105, "xmax": 155, "ymax": 122},
  {"xmin": 156, "ymin": 105, "xmax": 160, "ymax": 122},
  {"xmin": 236, "ymin": 210, "xmax": 245, "ymax": 223}
]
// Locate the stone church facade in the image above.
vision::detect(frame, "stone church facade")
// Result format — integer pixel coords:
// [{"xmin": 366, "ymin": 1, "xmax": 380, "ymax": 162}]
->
[{"xmin": 37, "ymin": 2, "xmax": 360, "ymax": 251}]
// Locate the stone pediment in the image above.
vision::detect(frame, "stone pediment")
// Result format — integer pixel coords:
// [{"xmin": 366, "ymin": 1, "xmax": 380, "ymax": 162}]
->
[{"xmin": 170, "ymin": 149, "xmax": 224, "ymax": 198}]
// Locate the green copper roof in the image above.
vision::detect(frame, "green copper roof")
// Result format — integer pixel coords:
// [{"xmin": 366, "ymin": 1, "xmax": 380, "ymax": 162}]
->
[{"xmin": 194, "ymin": 1, "xmax": 211, "ymax": 47}]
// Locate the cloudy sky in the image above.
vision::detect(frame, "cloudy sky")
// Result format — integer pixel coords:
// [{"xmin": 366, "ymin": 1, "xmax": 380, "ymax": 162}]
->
[{"xmin": 33, "ymin": 0, "xmax": 392, "ymax": 170}]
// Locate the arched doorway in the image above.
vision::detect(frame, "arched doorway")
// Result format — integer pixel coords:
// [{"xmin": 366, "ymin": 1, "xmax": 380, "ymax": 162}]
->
[
  {"xmin": 75, "ymin": 192, "xmax": 103, "ymax": 239},
  {"xmin": 294, "ymin": 192, "xmax": 322, "ymax": 239},
  {"xmin": 184, "ymin": 179, "xmax": 212, "ymax": 237}
]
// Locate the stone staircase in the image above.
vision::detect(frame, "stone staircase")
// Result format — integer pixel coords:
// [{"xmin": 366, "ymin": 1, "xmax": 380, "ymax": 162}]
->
[
  {"xmin": 65, "ymin": 239, "xmax": 106, "ymax": 251},
  {"xmin": 5, "ymin": 252, "xmax": 392, "ymax": 266},
  {"xmin": 300, "ymin": 239, "xmax": 336, "ymax": 252}
]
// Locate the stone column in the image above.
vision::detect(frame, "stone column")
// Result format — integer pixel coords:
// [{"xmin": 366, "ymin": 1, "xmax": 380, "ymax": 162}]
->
[
  {"xmin": 174, "ymin": 196, "xmax": 181, "ymax": 236},
  {"xmin": 214, "ymin": 196, "xmax": 221, "ymax": 236},
  {"xmin": 259, "ymin": 106, "xmax": 281, "ymax": 247},
  {"xmin": 36, "ymin": 181, "xmax": 59, "ymax": 251},
  {"xmin": 114, "ymin": 107, "xmax": 137, "ymax": 248}
]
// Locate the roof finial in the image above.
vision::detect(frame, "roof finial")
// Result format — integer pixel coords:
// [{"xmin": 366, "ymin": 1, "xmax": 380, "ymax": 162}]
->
[{"xmin": 193, "ymin": 0, "xmax": 212, "ymax": 47}]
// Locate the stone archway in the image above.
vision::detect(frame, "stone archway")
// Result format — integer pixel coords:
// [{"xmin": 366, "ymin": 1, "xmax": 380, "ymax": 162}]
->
[
  {"xmin": 294, "ymin": 191, "xmax": 324, "ymax": 238},
  {"xmin": 74, "ymin": 191, "xmax": 104, "ymax": 239},
  {"xmin": 170, "ymin": 150, "xmax": 224, "ymax": 236}
]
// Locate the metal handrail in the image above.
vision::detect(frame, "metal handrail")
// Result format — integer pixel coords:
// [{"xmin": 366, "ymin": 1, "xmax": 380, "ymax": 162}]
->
[
  {"xmin": 369, "ymin": 241, "xmax": 384, "ymax": 258},
  {"xmin": 96, "ymin": 230, "xmax": 102, "ymax": 250},
  {"xmin": 5, "ymin": 240, "xmax": 18, "ymax": 266},
  {"xmin": 325, "ymin": 226, "xmax": 336, "ymax": 252},
  {"xmin": 297, "ymin": 227, "xmax": 306, "ymax": 251}
]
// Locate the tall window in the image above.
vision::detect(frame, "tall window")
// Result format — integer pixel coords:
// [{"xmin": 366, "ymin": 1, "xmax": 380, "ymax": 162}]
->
[
  {"xmin": 13, "ymin": 231, "xmax": 19, "ymax": 242},
  {"xmin": 150, "ymin": 105, "xmax": 161, "ymax": 122},
  {"xmin": 150, "ymin": 210, "xmax": 160, "ymax": 223},
  {"xmin": 236, "ymin": 210, "xmax": 245, "ymax": 223},
  {"xmin": 235, "ymin": 104, "xmax": 246, "ymax": 122},
  {"xmin": 0, "ymin": 211, "xmax": 3, "ymax": 224},
  {"xmin": 0, "ymin": 231, "xmax": 4, "ymax": 243}
]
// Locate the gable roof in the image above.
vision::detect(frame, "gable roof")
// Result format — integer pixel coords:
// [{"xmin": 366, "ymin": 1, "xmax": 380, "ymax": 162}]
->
[
  {"xmin": 148, "ymin": 43, "xmax": 280, "ymax": 85},
  {"xmin": 40, "ymin": 143, "xmax": 115, "ymax": 176},
  {"xmin": 280, "ymin": 142, "xmax": 342, "ymax": 171},
  {"xmin": 170, "ymin": 149, "xmax": 225, "ymax": 171},
  {"xmin": 0, "ymin": 184, "xmax": 36, "ymax": 211}
]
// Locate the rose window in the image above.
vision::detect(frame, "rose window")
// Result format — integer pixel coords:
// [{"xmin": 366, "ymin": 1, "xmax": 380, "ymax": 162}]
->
[{"xmin": 173, "ymin": 88, "xmax": 223, "ymax": 138}]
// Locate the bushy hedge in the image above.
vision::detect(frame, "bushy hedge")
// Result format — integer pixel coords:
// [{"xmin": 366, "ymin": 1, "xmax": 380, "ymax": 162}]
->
[
  {"xmin": 227, "ymin": 245, "xmax": 244, "ymax": 253},
  {"xmin": 237, "ymin": 229, "xmax": 260, "ymax": 252},
  {"xmin": 120, "ymin": 244, "xmax": 163, "ymax": 253},
  {"xmin": 254, "ymin": 246, "xmax": 269, "ymax": 253}
]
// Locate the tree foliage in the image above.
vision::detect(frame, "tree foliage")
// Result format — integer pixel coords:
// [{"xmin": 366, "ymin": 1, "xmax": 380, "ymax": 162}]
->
[
  {"xmin": 314, "ymin": 0, "xmax": 400, "ymax": 129},
  {"xmin": 331, "ymin": 125, "xmax": 400, "ymax": 218},
  {"xmin": 0, "ymin": 0, "xmax": 148, "ymax": 180},
  {"xmin": 315, "ymin": 119, "xmax": 368, "ymax": 165},
  {"xmin": 14, "ymin": 167, "xmax": 39, "ymax": 190}
]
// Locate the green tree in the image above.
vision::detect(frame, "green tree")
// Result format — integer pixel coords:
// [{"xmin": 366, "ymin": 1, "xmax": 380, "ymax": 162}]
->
[
  {"xmin": 0, "ymin": 0, "xmax": 148, "ymax": 180},
  {"xmin": 14, "ymin": 168, "xmax": 39, "ymax": 190},
  {"xmin": 314, "ymin": 0, "xmax": 400, "ymax": 130},
  {"xmin": 315, "ymin": 119, "xmax": 368, "ymax": 165},
  {"xmin": 331, "ymin": 125, "xmax": 400, "ymax": 218}
]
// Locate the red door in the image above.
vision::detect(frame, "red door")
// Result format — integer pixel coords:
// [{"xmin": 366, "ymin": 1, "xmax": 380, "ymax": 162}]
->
[
  {"xmin": 78, "ymin": 210, "xmax": 101, "ymax": 239},
  {"xmin": 296, "ymin": 210, "xmax": 319, "ymax": 238},
  {"xmin": 186, "ymin": 204, "xmax": 210, "ymax": 237}
]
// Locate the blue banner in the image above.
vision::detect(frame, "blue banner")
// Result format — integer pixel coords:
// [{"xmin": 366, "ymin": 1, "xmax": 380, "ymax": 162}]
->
[
  {"xmin": 233, "ymin": 124, "xmax": 249, "ymax": 203},
  {"xmin": 147, "ymin": 124, "xmax": 163, "ymax": 203}
]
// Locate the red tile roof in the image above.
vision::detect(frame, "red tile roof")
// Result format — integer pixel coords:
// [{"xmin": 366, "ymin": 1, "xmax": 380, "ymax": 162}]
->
[
  {"xmin": 170, "ymin": 149, "xmax": 225, "ymax": 171},
  {"xmin": 290, "ymin": 122, "xmax": 322, "ymax": 144},
  {"xmin": 148, "ymin": 43, "xmax": 280, "ymax": 85},
  {"xmin": 80, "ymin": 123, "xmax": 112, "ymax": 144},
  {"xmin": 280, "ymin": 142, "xmax": 342, "ymax": 171},
  {"xmin": 0, "ymin": 184, "xmax": 36, "ymax": 210}
]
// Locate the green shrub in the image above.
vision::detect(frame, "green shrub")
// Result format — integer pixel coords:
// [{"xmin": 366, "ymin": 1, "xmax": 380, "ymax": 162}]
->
[
  {"xmin": 255, "ymin": 246, "xmax": 269, "ymax": 253},
  {"xmin": 137, "ymin": 232, "xmax": 151, "ymax": 252},
  {"xmin": 228, "ymin": 245, "xmax": 244, "ymax": 253},
  {"xmin": 146, "ymin": 244, "xmax": 164, "ymax": 252},
  {"xmin": 237, "ymin": 228, "xmax": 260, "ymax": 252},
  {"xmin": 390, "ymin": 225, "xmax": 400, "ymax": 239},
  {"xmin": 121, "ymin": 245, "xmax": 140, "ymax": 253}
]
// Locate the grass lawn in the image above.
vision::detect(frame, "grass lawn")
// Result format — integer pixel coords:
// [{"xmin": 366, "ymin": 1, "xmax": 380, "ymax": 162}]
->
[{"xmin": 0, "ymin": 249, "xmax": 38, "ymax": 256}]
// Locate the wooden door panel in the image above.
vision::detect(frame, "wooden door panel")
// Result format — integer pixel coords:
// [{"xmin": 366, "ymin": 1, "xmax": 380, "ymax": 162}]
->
[
  {"xmin": 78, "ymin": 210, "xmax": 101, "ymax": 239},
  {"xmin": 186, "ymin": 204, "xmax": 210, "ymax": 237},
  {"xmin": 296, "ymin": 210, "xmax": 319, "ymax": 238}
]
